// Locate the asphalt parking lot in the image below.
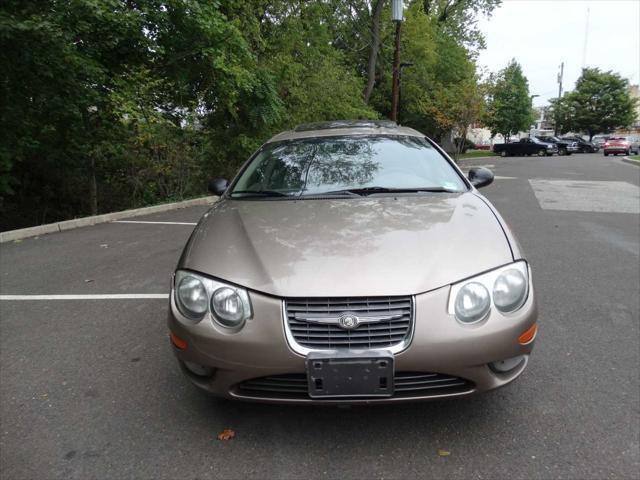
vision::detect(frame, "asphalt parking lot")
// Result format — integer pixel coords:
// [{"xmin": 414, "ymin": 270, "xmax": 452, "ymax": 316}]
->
[{"xmin": 1, "ymin": 153, "xmax": 639, "ymax": 479}]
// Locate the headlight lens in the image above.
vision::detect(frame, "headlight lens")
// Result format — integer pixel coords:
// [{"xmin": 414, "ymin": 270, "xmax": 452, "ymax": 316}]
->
[
  {"xmin": 493, "ymin": 269, "xmax": 528, "ymax": 312},
  {"xmin": 176, "ymin": 275, "xmax": 208, "ymax": 319},
  {"xmin": 454, "ymin": 282, "xmax": 491, "ymax": 323},
  {"xmin": 449, "ymin": 261, "xmax": 530, "ymax": 323},
  {"xmin": 211, "ymin": 287, "xmax": 246, "ymax": 327},
  {"xmin": 173, "ymin": 270, "xmax": 252, "ymax": 328}
]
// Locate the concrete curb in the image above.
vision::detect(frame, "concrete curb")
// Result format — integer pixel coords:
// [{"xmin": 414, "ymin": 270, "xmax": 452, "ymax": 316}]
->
[
  {"xmin": 456, "ymin": 156, "xmax": 497, "ymax": 163},
  {"xmin": 621, "ymin": 156, "xmax": 640, "ymax": 167},
  {"xmin": 0, "ymin": 196, "xmax": 218, "ymax": 243}
]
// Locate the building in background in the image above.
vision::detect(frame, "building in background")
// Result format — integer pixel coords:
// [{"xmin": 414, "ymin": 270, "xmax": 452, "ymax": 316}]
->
[{"xmin": 530, "ymin": 106, "xmax": 554, "ymax": 136}]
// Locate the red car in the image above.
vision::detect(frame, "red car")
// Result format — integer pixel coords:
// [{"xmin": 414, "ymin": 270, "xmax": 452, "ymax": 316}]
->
[{"xmin": 603, "ymin": 137, "xmax": 632, "ymax": 156}]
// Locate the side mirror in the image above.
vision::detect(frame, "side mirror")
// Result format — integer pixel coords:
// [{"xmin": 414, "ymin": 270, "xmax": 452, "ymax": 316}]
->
[
  {"xmin": 208, "ymin": 178, "xmax": 229, "ymax": 196},
  {"xmin": 468, "ymin": 167, "xmax": 494, "ymax": 189}
]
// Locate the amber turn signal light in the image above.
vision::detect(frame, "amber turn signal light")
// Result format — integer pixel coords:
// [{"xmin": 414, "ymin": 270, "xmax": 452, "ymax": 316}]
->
[
  {"xmin": 170, "ymin": 331, "xmax": 187, "ymax": 350},
  {"xmin": 518, "ymin": 323, "xmax": 537, "ymax": 345}
]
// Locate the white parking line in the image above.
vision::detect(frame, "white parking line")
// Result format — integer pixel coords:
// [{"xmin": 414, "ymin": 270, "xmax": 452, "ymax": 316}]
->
[
  {"xmin": 113, "ymin": 220, "xmax": 197, "ymax": 225},
  {"xmin": 0, "ymin": 294, "xmax": 169, "ymax": 300}
]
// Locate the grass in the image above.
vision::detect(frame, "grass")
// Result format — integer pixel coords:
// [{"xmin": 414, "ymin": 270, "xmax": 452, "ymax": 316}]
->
[
  {"xmin": 457, "ymin": 150, "xmax": 496, "ymax": 159},
  {"xmin": 628, "ymin": 155, "xmax": 640, "ymax": 161}
]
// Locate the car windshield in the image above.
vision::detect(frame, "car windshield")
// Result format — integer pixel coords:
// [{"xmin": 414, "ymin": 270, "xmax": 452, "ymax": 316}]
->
[{"xmin": 230, "ymin": 135, "xmax": 467, "ymax": 198}]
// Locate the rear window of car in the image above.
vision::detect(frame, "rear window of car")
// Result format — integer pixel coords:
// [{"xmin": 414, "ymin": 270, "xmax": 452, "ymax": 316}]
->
[{"xmin": 231, "ymin": 135, "xmax": 467, "ymax": 197}]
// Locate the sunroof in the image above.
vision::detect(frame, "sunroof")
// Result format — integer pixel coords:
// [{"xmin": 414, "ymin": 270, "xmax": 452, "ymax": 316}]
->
[{"xmin": 294, "ymin": 120, "xmax": 398, "ymax": 132}]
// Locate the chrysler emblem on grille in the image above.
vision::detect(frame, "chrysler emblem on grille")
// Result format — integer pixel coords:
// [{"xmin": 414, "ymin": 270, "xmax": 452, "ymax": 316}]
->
[{"xmin": 338, "ymin": 314, "xmax": 359, "ymax": 330}]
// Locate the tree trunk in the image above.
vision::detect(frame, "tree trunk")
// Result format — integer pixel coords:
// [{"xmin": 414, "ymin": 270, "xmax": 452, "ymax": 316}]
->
[
  {"xmin": 453, "ymin": 126, "xmax": 468, "ymax": 162},
  {"xmin": 363, "ymin": 0, "xmax": 385, "ymax": 104}
]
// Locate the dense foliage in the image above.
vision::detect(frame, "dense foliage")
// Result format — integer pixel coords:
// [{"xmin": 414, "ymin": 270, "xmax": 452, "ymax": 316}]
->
[
  {"xmin": 484, "ymin": 60, "xmax": 534, "ymax": 141},
  {"xmin": 0, "ymin": 0, "xmax": 499, "ymax": 230},
  {"xmin": 550, "ymin": 68, "xmax": 637, "ymax": 140}
]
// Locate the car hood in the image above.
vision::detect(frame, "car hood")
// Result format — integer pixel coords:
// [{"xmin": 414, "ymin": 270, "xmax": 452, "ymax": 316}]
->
[{"xmin": 179, "ymin": 193, "xmax": 513, "ymax": 297}]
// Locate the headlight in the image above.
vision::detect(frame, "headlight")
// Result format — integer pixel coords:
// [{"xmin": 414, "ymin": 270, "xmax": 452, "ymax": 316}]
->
[
  {"xmin": 454, "ymin": 282, "xmax": 491, "ymax": 323},
  {"xmin": 174, "ymin": 270, "xmax": 252, "ymax": 328},
  {"xmin": 176, "ymin": 274, "xmax": 208, "ymax": 319},
  {"xmin": 493, "ymin": 269, "xmax": 528, "ymax": 312},
  {"xmin": 211, "ymin": 287, "xmax": 251, "ymax": 327},
  {"xmin": 448, "ymin": 261, "xmax": 530, "ymax": 323}
]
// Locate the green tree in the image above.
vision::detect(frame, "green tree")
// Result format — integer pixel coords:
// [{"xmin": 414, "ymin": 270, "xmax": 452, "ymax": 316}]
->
[
  {"xmin": 0, "ymin": 0, "xmax": 502, "ymax": 231},
  {"xmin": 551, "ymin": 68, "xmax": 637, "ymax": 140},
  {"xmin": 485, "ymin": 60, "xmax": 535, "ymax": 141},
  {"xmin": 0, "ymin": 0, "xmax": 282, "ymax": 228}
]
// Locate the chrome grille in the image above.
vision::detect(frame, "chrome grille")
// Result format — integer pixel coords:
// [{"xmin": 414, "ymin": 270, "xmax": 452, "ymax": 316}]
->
[
  {"xmin": 236, "ymin": 372, "xmax": 473, "ymax": 399},
  {"xmin": 285, "ymin": 296, "xmax": 413, "ymax": 350}
]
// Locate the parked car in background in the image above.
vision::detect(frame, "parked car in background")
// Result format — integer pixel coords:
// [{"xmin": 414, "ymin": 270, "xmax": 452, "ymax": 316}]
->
[
  {"xmin": 493, "ymin": 137, "xmax": 557, "ymax": 157},
  {"xmin": 591, "ymin": 135, "xmax": 610, "ymax": 149},
  {"xmin": 535, "ymin": 136, "xmax": 579, "ymax": 156},
  {"xmin": 603, "ymin": 137, "xmax": 634, "ymax": 156},
  {"xmin": 624, "ymin": 135, "xmax": 640, "ymax": 154},
  {"xmin": 560, "ymin": 136, "xmax": 599, "ymax": 153}
]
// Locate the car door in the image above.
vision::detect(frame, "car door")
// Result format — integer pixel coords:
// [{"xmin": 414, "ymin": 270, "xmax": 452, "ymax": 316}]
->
[{"xmin": 522, "ymin": 138, "xmax": 536, "ymax": 155}]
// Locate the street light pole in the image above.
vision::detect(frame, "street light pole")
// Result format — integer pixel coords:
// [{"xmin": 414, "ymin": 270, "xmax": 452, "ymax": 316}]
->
[{"xmin": 390, "ymin": 0, "xmax": 403, "ymax": 122}]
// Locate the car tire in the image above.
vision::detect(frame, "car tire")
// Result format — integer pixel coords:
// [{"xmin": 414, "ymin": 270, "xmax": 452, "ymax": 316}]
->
[
  {"xmin": 604, "ymin": 152, "xmax": 609, "ymax": 156},
  {"xmin": 500, "ymin": 151, "xmax": 507, "ymax": 157},
  {"xmin": 538, "ymin": 149, "xmax": 546, "ymax": 157},
  {"xmin": 558, "ymin": 149, "xmax": 565, "ymax": 156}
]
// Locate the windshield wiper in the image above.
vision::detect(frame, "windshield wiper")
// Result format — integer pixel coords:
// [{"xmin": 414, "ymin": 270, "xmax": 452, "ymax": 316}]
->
[
  {"xmin": 321, "ymin": 186, "xmax": 459, "ymax": 196},
  {"xmin": 230, "ymin": 190, "xmax": 290, "ymax": 197}
]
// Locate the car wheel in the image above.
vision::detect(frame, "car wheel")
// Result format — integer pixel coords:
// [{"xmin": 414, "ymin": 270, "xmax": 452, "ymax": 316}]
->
[
  {"xmin": 558, "ymin": 149, "xmax": 565, "ymax": 156},
  {"xmin": 538, "ymin": 149, "xmax": 546, "ymax": 157},
  {"xmin": 604, "ymin": 152, "xmax": 609, "ymax": 156},
  {"xmin": 500, "ymin": 151, "xmax": 507, "ymax": 157}
]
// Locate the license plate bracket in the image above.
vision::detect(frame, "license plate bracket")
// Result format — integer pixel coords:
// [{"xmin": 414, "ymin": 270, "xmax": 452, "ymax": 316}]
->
[{"xmin": 306, "ymin": 350, "xmax": 394, "ymax": 398}]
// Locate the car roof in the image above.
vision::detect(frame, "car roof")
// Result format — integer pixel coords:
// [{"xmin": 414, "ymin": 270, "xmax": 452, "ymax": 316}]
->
[{"xmin": 266, "ymin": 120, "xmax": 424, "ymax": 143}]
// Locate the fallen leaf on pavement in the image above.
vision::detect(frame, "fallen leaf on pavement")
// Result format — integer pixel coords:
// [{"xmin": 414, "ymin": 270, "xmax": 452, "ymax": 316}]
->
[
  {"xmin": 437, "ymin": 449, "xmax": 451, "ymax": 457},
  {"xmin": 217, "ymin": 429, "xmax": 235, "ymax": 441}
]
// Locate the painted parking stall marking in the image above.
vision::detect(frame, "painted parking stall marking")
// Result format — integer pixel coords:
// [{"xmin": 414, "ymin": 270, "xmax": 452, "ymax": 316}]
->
[
  {"xmin": 0, "ymin": 294, "xmax": 169, "ymax": 301},
  {"xmin": 529, "ymin": 179, "xmax": 640, "ymax": 214}
]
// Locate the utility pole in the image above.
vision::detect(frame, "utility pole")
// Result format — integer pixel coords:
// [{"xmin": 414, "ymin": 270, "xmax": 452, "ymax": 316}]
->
[
  {"xmin": 390, "ymin": 0, "xmax": 403, "ymax": 122},
  {"xmin": 555, "ymin": 62, "xmax": 564, "ymax": 135},
  {"xmin": 557, "ymin": 62, "xmax": 564, "ymax": 98},
  {"xmin": 553, "ymin": 62, "xmax": 564, "ymax": 136},
  {"xmin": 398, "ymin": 62, "xmax": 414, "ymax": 120}
]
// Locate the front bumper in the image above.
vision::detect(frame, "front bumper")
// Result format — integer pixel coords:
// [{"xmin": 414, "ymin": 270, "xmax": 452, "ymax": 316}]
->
[
  {"xmin": 604, "ymin": 147, "xmax": 629, "ymax": 153},
  {"xmin": 168, "ymin": 281, "xmax": 537, "ymax": 404}
]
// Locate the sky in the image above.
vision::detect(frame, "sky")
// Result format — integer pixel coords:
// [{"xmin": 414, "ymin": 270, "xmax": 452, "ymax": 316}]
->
[{"xmin": 477, "ymin": 0, "xmax": 640, "ymax": 107}]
